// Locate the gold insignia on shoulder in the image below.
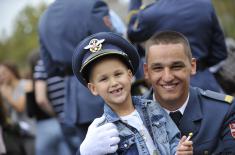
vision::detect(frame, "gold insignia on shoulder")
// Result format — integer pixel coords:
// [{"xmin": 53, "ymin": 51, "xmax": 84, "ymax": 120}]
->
[
  {"xmin": 225, "ymin": 95, "xmax": 234, "ymax": 103},
  {"xmin": 84, "ymin": 38, "xmax": 105, "ymax": 53}
]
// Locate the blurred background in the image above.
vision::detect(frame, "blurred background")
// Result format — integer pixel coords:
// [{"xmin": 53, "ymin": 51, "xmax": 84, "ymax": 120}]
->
[{"xmin": 0, "ymin": 0, "xmax": 234, "ymax": 76}]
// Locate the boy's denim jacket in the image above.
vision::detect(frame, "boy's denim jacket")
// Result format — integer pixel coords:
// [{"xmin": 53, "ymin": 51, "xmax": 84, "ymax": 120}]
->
[{"xmin": 102, "ymin": 96, "xmax": 180, "ymax": 155}]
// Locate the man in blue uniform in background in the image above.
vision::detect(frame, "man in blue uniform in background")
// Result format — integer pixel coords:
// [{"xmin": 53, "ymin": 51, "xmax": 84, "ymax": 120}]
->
[
  {"xmin": 127, "ymin": 0, "xmax": 227, "ymax": 92},
  {"xmin": 38, "ymin": 0, "xmax": 113, "ymax": 153}
]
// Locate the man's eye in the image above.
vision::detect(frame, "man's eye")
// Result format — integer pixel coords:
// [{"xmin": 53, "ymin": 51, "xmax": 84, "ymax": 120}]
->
[
  {"xmin": 152, "ymin": 66, "xmax": 163, "ymax": 71},
  {"xmin": 172, "ymin": 65, "xmax": 184, "ymax": 70}
]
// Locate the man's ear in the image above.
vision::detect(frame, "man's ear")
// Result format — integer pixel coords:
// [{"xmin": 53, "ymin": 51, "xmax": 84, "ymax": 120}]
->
[
  {"xmin": 88, "ymin": 83, "xmax": 98, "ymax": 96},
  {"xmin": 191, "ymin": 58, "xmax": 197, "ymax": 75},
  {"xmin": 143, "ymin": 63, "xmax": 149, "ymax": 80}
]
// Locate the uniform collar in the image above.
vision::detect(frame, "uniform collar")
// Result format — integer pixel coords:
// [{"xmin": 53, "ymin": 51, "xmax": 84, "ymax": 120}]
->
[
  {"xmin": 152, "ymin": 91, "xmax": 189, "ymax": 115},
  {"xmin": 177, "ymin": 87, "xmax": 203, "ymax": 136}
]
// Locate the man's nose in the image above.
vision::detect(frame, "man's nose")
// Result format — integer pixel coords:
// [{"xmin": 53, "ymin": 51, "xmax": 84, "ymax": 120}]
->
[{"xmin": 162, "ymin": 68, "xmax": 174, "ymax": 82}]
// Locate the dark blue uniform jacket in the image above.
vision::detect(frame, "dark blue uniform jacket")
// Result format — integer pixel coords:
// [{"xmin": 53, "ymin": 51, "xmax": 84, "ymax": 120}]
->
[
  {"xmin": 144, "ymin": 87, "xmax": 235, "ymax": 154},
  {"xmin": 38, "ymin": 0, "xmax": 112, "ymax": 125}
]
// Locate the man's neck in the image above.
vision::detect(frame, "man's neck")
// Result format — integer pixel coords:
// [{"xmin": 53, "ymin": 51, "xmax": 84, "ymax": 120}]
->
[{"xmin": 153, "ymin": 93, "xmax": 189, "ymax": 112}]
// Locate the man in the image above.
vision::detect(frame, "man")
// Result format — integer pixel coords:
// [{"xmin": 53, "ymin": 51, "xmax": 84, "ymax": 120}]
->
[
  {"xmin": 80, "ymin": 31, "xmax": 235, "ymax": 154},
  {"xmin": 127, "ymin": 0, "xmax": 227, "ymax": 92},
  {"xmin": 142, "ymin": 31, "xmax": 235, "ymax": 154},
  {"xmin": 38, "ymin": 0, "xmax": 114, "ymax": 153}
]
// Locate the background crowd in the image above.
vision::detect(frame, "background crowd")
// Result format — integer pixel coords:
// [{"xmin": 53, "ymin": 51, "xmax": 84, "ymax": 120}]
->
[{"xmin": 0, "ymin": 0, "xmax": 235, "ymax": 155}]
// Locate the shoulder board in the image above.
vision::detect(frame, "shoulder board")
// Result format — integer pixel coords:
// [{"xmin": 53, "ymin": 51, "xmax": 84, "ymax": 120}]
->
[
  {"xmin": 127, "ymin": 3, "xmax": 153, "ymax": 23},
  {"xmin": 200, "ymin": 89, "xmax": 234, "ymax": 104},
  {"xmin": 127, "ymin": 5, "xmax": 144, "ymax": 23}
]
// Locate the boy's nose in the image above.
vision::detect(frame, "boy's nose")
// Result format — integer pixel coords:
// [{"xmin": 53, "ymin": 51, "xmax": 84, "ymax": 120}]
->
[{"xmin": 110, "ymin": 77, "xmax": 118, "ymax": 87}]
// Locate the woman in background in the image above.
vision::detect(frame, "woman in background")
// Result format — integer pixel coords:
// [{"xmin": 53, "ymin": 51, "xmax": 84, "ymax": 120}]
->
[{"xmin": 0, "ymin": 62, "xmax": 35, "ymax": 155}]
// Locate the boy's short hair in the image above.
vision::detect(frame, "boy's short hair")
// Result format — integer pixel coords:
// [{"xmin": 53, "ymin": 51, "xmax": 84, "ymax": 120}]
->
[
  {"xmin": 72, "ymin": 32, "xmax": 140, "ymax": 86},
  {"xmin": 145, "ymin": 31, "xmax": 192, "ymax": 60}
]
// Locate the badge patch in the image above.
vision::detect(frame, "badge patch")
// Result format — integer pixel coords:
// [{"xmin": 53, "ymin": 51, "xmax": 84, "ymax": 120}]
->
[
  {"xmin": 84, "ymin": 38, "xmax": 105, "ymax": 53},
  {"xmin": 229, "ymin": 123, "xmax": 235, "ymax": 138}
]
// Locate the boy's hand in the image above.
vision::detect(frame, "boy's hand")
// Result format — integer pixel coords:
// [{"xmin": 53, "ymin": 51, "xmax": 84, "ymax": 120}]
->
[
  {"xmin": 80, "ymin": 116, "xmax": 120, "ymax": 155},
  {"xmin": 176, "ymin": 135, "xmax": 193, "ymax": 155}
]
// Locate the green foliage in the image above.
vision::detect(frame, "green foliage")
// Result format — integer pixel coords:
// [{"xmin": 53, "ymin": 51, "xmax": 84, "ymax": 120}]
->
[
  {"xmin": 0, "ymin": 3, "xmax": 47, "ymax": 73},
  {"xmin": 213, "ymin": 0, "xmax": 235, "ymax": 39}
]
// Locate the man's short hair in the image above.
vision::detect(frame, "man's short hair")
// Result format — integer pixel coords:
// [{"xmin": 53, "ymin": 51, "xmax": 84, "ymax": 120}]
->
[{"xmin": 145, "ymin": 31, "xmax": 192, "ymax": 60}]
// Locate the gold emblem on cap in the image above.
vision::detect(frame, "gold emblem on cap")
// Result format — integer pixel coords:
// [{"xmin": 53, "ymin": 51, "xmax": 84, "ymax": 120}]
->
[{"xmin": 84, "ymin": 38, "xmax": 105, "ymax": 53}]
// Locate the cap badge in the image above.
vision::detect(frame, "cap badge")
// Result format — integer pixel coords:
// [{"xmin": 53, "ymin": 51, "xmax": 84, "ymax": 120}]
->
[{"xmin": 84, "ymin": 38, "xmax": 105, "ymax": 53}]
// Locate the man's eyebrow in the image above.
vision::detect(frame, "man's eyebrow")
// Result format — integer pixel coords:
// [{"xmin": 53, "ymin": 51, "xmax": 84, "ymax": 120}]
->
[
  {"xmin": 172, "ymin": 61, "xmax": 185, "ymax": 65},
  {"xmin": 150, "ymin": 62, "xmax": 162, "ymax": 67}
]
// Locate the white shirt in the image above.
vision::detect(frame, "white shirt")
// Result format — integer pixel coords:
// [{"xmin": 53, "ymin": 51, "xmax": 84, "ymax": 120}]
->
[
  {"xmin": 153, "ymin": 93, "xmax": 190, "ymax": 115},
  {"xmin": 121, "ymin": 110, "xmax": 156, "ymax": 155}
]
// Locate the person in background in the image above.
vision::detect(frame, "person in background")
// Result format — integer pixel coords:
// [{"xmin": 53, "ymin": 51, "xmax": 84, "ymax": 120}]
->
[
  {"xmin": 127, "ymin": 0, "xmax": 228, "ymax": 92},
  {"xmin": 34, "ymin": 61, "xmax": 71, "ymax": 155},
  {"xmin": 27, "ymin": 51, "xmax": 71, "ymax": 155},
  {"xmin": 0, "ymin": 94, "xmax": 7, "ymax": 155},
  {"xmin": 0, "ymin": 62, "xmax": 35, "ymax": 155},
  {"xmin": 38, "ymin": 0, "xmax": 114, "ymax": 153},
  {"xmin": 214, "ymin": 38, "xmax": 235, "ymax": 96}
]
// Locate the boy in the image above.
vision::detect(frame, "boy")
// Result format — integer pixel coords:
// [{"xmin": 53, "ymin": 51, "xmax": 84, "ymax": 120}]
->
[{"xmin": 72, "ymin": 32, "xmax": 193, "ymax": 154}]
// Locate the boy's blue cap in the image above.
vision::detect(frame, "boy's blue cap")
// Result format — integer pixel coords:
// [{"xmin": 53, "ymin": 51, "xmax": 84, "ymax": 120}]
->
[{"xmin": 72, "ymin": 32, "xmax": 140, "ymax": 86}]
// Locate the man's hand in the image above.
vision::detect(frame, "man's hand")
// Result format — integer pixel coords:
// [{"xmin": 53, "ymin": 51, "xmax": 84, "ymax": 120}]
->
[
  {"xmin": 176, "ymin": 135, "xmax": 193, "ymax": 155},
  {"xmin": 80, "ymin": 116, "xmax": 120, "ymax": 155}
]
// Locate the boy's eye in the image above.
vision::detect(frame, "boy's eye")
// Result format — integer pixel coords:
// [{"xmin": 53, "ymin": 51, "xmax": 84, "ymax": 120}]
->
[
  {"xmin": 99, "ymin": 77, "xmax": 107, "ymax": 82},
  {"xmin": 115, "ymin": 72, "xmax": 123, "ymax": 77}
]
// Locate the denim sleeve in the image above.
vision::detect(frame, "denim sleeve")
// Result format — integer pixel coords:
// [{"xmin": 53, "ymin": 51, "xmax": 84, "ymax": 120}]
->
[{"xmin": 164, "ymin": 110, "xmax": 181, "ymax": 154}]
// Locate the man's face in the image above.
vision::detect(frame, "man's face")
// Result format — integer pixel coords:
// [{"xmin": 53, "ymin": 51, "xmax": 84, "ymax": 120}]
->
[
  {"xmin": 88, "ymin": 57, "xmax": 133, "ymax": 112},
  {"xmin": 144, "ymin": 43, "xmax": 196, "ymax": 109}
]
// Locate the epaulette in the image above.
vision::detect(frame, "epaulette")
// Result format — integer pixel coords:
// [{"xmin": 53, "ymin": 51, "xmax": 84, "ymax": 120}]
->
[
  {"xmin": 200, "ymin": 89, "xmax": 234, "ymax": 104},
  {"xmin": 126, "ymin": 5, "xmax": 145, "ymax": 23}
]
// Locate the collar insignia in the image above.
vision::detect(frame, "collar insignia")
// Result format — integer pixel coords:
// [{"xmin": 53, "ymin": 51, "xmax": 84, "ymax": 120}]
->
[{"xmin": 84, "ymin": 38, "xmax": 105, "ymax": 53}]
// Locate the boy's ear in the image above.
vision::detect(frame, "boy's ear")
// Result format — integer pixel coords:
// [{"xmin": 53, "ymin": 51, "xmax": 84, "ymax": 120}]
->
[
  {"xmin": 127, "ymin": 69, "xmax": 133, "ymax": 79},
  {"xmin": 88, "ymin": 83, "xmax": 98, "ymax": 96}
]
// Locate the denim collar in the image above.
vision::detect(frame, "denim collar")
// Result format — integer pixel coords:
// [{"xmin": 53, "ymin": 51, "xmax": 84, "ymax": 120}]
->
[{"xmin": 103, "ymin": 96, "xmax": 147, "ymax": 123}]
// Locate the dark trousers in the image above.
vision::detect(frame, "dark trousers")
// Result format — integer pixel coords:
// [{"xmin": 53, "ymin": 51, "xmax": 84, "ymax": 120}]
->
[{"xmin": 60, "ymin": 122, "xmax": 90, "ymax": 155}]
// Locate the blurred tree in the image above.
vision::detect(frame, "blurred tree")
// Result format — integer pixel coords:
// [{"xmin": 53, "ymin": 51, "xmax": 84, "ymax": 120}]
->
[
  {"xmin": 0, "ymin": 3, "xmax": 47, "ymax": 74},
  {"xmin": 213, "ymin": 0, "xmax": 235, "ymax": 39}
]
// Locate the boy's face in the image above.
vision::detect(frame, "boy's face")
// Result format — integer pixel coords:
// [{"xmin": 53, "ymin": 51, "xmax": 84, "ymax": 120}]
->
[
  {"xmin": 144, "ymin": 43, "xmax": 196, "ymax": 108},
  {"xmin": 88, "ymin": 57, "xmax": 133, "ymax": 110}
]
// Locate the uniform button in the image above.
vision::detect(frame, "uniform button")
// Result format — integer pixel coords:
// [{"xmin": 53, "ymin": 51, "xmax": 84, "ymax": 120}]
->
[
  {"xmin": 204, "ymin": 150, "xmax": 209, "ymax": 155},
  {"xmin": 124, "ymin": 144, "xmax": 128, "ymax": 148},
  {"xmin": 155, "ymin": 122, "xmax": 160, "ymax": 127}
]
